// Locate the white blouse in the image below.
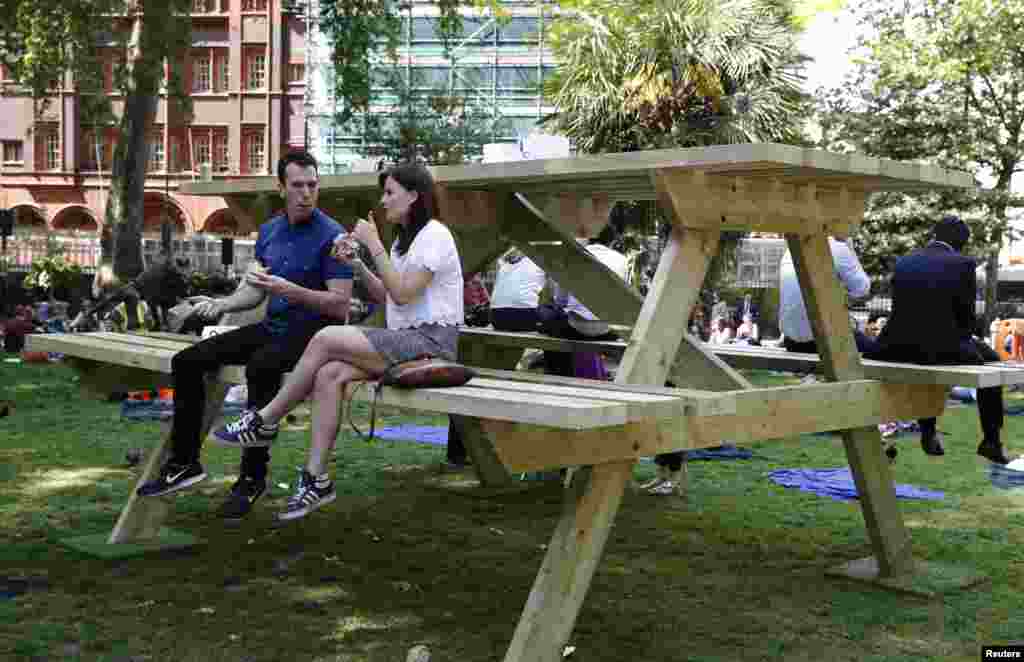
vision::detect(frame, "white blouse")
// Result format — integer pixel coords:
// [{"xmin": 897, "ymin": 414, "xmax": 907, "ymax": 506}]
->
[{"xmin": 386, "ymin": 219, "xmax": 464, "ymax": 330}]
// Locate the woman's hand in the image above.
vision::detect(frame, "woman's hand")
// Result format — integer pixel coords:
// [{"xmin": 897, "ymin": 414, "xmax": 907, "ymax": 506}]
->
[{"xmin": 352, "ymin": 212, "xmax": 384, "ymax": 254}]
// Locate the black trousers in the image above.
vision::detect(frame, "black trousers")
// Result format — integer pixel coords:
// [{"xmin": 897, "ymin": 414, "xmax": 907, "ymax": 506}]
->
[
  {"xmin": 867, "ymin": 339, "xmax": 1004, "ymax": 443},
  {"xmin": 782, "ymin": 330, "xmax": 879, "ymax": 355},
  {"xmin": 169, "ymin": 320, "xmax": 329, "ymax": 479}
]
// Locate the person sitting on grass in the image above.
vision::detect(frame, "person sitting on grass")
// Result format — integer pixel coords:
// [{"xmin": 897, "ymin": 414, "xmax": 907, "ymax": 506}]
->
[{"xmin": 213, "ymin": 162, "xmax": 464, "ymax": 521}]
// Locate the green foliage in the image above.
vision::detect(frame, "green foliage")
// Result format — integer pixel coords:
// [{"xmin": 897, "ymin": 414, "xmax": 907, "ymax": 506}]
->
[
  {"xmin": 21, "ymin": 256, "xmax": 85, "ymax": 295},
  {"xmin": 322, "ymin": 0, "xmax": 506, "ymax": 124},
  {"xmin": 348, "ymin": 68, "xmax": 510, "ymax": 165},
  {"xmin": 542, "ymin": 0, "xmax": 811, "ymax": 153}
]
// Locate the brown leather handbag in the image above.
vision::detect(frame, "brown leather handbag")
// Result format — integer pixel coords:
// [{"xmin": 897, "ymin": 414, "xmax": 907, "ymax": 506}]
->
[{"xmin": 348, "ymin": 355, "xmax": 477, "ymax": 441}]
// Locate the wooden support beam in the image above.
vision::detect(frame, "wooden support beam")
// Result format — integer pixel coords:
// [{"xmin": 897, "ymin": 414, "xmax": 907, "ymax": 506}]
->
[
  {"xmin": 788, "ymin": 233, "xmax": 913, "ymax": 577},
  {"xmin": 654, "ymin": 169, "xmax": 865, "ymax": 236},
  {"xmin": 502, "ymin": 463, "xmax": 633, "ymax": 662},
  {"xmin": 497, "ymin": 192, "xmax": 642, "ymax": 326},
  {"xmin": 503, "ymin": 207, "xmax": 711, "ymax": 661},
  {"xmin": 109, "ymin": 376, "xmax": 229, "ymax": 543},
  {"xmin": 482, "ymin": 380, "xmax": 948, "ymax": 472}
]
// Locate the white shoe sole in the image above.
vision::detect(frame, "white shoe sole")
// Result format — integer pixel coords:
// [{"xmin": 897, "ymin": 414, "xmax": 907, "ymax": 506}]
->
[
  {"xmin": 277, "ymin": 492, "xmax": 337, "ymax": 521},
  {"xmin": 140, "ymin": 472, "xmax": 207, "ymax": 497},
  {"xmin": 209, "ymin": 432, "xmax": 274, "ymax": 448}
]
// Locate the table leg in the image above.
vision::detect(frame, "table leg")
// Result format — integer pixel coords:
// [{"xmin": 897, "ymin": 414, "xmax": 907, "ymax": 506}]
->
[
  {"xmin": 448, "ymin": 341, "xmax": 520, "ymax": 489},
  {"xmin": 504, "ymin": 221, "xmax": 721, "ymax": 659},
  {"xmin": 788, "ymin": 234, "xmax": 984, "ymax": 595},
  {"xmin": 502, "ymin": 462, "xmax": 632, "ymax": 662},
  {"xmin": 62, "ymin": 377, "xmax": 229, "ymax": 558}
]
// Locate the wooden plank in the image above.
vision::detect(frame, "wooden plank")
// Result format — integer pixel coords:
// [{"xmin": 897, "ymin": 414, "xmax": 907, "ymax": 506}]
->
[
  {"xmin": 109, "ymin": 377, "xmax": 231, "ymax": 543},
  {"xmin": 502, "ymin": 463, "xmax": 632, "ymax": 662},
  {"xmin": 711, "ymin": 345, "xmax": 1024, "ymax": 388},
  {"xmin": 655, "ymin": 170, "xmax": 861, "ymax": 235},
  {"xmin": 348, "ymin": 381, "xmax": 685, "ymax": 430},
  {"xmin": 789, "ymin": 233, "xmax": 912, "ymax": 578},
  {"xmin": 27, "ymin": 333, "xmax": 176, "ymax": 373},
  {"xmin": 483, "ymin": 380, "xmax": 949, "ymax": 472},
  {"xmin": 496, "ymin": 192, "xmax": 641, "ymax": 326},
  {"xmin": 181, "ymin": 144, "xmax": 975, "ymax": 201}
]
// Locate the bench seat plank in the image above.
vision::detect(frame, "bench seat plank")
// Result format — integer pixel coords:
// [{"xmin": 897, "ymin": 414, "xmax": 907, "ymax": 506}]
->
[
  {"xmin": 456, "ymin": 327, "xmax": 1024, "ymax": 389},
  {"xmin": 711, "ymin": 344, "xmax": 1024, "ymax": 388}
]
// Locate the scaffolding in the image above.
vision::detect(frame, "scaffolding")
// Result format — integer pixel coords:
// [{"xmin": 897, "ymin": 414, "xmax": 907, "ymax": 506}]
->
[{"xmin": 305, "ymin": 0, "xmax": 558, "ymax": 173}]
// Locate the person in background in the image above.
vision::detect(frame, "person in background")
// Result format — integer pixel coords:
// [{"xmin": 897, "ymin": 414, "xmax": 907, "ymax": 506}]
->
[
  {"xmin": 135, "ymin": 150, "xmax": 354, "ymax": 520},
  {"xmin": 490, "ymin": 249, "xmax": 546, "ymax": 332},
  {"xmin": 778, "ymin": 236, "xmax": 874, "ymax": 354},
  {"xmin": 542, "ymin": 228, "xmax": 628, "ymax": 379},
  {"xmin": 213, "ymin": 162, "xmax": 464, "ymax": 521},
  {"xmin": 735, "ymin": 312, "xmax": 760, "ymax": 345},
  {"xmin": 709, "ymin": 317, "xmax": 734, "ymax": 344},
  {"xmin": 866, "ymin": 215, "xmax": 1011, "ymax": 464},
  {"xmin": 462, "ymin": 273, "xmax": 491, "ymax": 328}
]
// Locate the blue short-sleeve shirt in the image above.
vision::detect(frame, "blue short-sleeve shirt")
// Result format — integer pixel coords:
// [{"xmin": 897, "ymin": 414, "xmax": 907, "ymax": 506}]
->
[{"xmin": 255, "ymin": 208, "xmax": 353, "ymax": 335}]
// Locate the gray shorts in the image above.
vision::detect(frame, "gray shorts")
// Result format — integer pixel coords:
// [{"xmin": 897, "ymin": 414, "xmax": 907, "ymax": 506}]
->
[{"xmin": 362, "ymin": 323, "xmax": 460, "ymax": 366}]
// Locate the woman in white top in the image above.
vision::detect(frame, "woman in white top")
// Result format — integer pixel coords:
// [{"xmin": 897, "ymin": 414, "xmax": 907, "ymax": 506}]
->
[
  {"xmin": 215, "ymin": 162, "xmax": 463, "ymax": 520},
  {"xmin": 490, "ymin": 249, "xmax": 546, "ymax": 331}
]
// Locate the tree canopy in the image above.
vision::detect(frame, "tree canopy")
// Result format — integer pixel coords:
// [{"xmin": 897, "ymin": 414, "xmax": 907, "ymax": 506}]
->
[{"xmin": 815, "ymin": 0, "xmax": 1024, "ymax": 314}]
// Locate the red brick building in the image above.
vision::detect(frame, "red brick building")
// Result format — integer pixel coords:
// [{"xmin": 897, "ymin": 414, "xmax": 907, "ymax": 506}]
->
[{"xmin": 0, "ymin": 0, "xmax": 306, "ymax": 266}]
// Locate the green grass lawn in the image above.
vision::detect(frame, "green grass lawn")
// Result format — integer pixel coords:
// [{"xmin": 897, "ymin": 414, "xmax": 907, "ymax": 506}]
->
[{"xmin": 2, "ymin": 358, "xmax": 1024, "ymax": 661}]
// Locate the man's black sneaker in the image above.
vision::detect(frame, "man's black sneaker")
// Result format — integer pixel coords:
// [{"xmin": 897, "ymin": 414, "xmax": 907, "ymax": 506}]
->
[
  {"xmin": 218, "ymin": 475, "xmax": 267, "ymax": 520},
  {"xmin": 213, "ymin": 409, "xmax": 279, "ymax": 448},
  {"xmin": 137, "ymin": 460, "xmax": 206, "ymax": 497}
]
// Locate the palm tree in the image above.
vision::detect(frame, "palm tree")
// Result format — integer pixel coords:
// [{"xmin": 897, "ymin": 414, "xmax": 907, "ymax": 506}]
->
[{"xmin": 543, "ymin": 0, "xmax": 809, "ymax": 153}]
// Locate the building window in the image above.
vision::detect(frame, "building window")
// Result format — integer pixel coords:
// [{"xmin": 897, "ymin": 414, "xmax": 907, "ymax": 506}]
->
[
  {"xmin": 245, "ymin": 130, "xmax": 264, "ymax": 173},
  {"xmin": 193, "ymin": 55, "xmax": 211, "ymax": 92},
  {"xmin": 242, "ymin": 0, "xmax": 267, "ymax": 11},
  {"xmin": 215, "ymin": 51, "xmax": 230, "ymax": 92},
  {"xmin": 40, "ymin": 129, "xmax": 60, "ymax": 170},
  {"xmin": 246, "ymin": 51, "xmax": 266, "ymax": 90},
  {"xmin": 148, "ymin": 130, "xmax": 164, "ymax": 172},
  {"xmin": 193, "ymin": 0, "xmax": 214, "ymax": 12},
  {"xmin": 213, "ymin": 129, "xmax": 229, "ymax": 172},
  {"xmin": 2, "ymin": 141, "xmax": 23, "ymax": 165},
  {"xmin": 288, "ymin": 63, "xmax": 305, "ymax": 84},
  {"xmin": 83, "ymin": 132, "xmax": 100, "ymax": 170},
  {"xmin": 193, "ymin": 130, "xmax": 211, "ymax": 168}
]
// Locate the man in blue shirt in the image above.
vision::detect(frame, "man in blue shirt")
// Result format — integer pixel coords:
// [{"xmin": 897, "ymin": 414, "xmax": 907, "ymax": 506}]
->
[{"xmin": 137, "ymin": 150, "xmax": 354, "ymax": 519}]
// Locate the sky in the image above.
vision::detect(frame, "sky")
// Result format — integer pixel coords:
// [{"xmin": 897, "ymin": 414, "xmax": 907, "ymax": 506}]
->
[{"xmin": 798, "ymin": 6, "xmax": 859, "ymax": 94}]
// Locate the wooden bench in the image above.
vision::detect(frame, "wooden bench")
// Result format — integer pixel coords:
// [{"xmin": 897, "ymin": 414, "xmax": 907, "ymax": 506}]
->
[
  {"xmin": 710, "ymin": 343, "xmax": 1024, "ymax": 388},
  {"xmin": 458, "ymin": 326, "xmax": 1024, "ymax": 389},
  {"xmin": 28, "ymin": 329, "xmax": 953, "ymax": 511}
]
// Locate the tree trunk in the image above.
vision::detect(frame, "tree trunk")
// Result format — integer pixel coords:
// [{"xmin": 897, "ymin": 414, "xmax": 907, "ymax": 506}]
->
[
  {"xmin": 985, "ymin": 248, "xmax": 1000, "ymax": 329},
  {"xmin": 107, "ymin": 11, "xmax": 166, "ymax": 284}
]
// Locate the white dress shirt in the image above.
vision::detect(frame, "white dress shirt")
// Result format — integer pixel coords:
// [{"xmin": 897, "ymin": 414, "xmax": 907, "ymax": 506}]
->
[{"xmin": 779, "ymin": 237, "xmax": 870, "ymax": 343}]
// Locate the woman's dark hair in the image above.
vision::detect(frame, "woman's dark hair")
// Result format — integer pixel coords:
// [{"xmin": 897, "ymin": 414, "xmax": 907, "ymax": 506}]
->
[{"xmin": 379, "ymin": 162, "xmax": 440, "ymax": 256}]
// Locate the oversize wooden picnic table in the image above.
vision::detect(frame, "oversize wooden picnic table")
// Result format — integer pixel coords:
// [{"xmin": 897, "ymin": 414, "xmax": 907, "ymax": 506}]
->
[{"xmin": 31, "ymin": 144, "xmax": 990, "ymax": 662}]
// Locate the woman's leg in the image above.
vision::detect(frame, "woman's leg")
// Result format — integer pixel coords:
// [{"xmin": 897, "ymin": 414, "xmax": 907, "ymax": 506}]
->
[
  {"xmin": 306, "ymin": 361, "xmax": 369, "ymax": 476},
  {"xmin": 257, "ymin": 326, "xmax": 389, "ymax": 425}
]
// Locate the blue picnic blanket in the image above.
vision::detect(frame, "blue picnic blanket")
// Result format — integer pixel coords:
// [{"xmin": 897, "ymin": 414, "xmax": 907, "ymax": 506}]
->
[
  {"xmin": 989, "ymin": 463, "xmax": 1024, "ymax": 490},
  {"xmin": 768, "ymin": 468, "xmax": 944, "ymax": 502},
  {"xmin": 373, "ymin": 424, "xmax": 448, "ymax": 446}
]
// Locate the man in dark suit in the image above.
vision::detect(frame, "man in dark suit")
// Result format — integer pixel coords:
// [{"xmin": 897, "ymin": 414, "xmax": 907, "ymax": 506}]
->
[{"xmin": 868, "ymin": 215, "xmax": 1010, "ymax": 464}]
